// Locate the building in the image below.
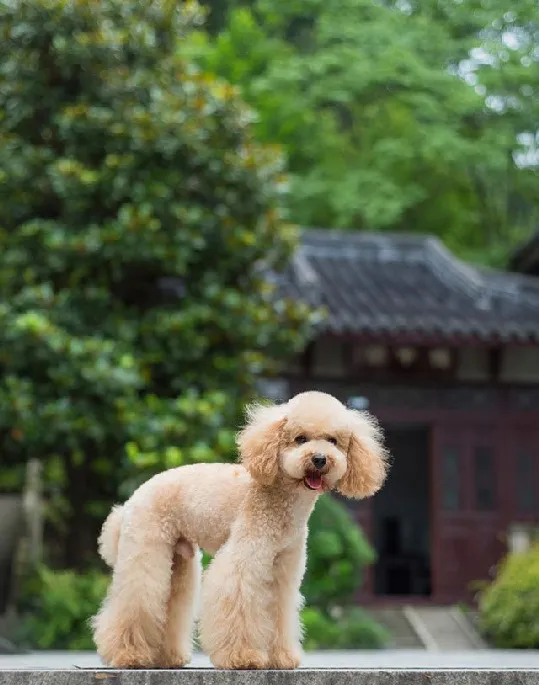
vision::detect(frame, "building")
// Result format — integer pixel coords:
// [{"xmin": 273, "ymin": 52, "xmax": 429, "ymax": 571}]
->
[
  {"xmin": 268, "ymin": 228, "xmax": 539, "ymax": 605},
  {"xmin": 509, "ymin": 229, "xmax": 539, "ymax": 277}
]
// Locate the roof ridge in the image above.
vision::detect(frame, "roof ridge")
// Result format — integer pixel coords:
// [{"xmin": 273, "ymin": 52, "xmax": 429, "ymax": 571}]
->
[
  {"xmin": 298, "ymin": 226, "xmax": 539, "ymax": 308},
  {"xmin": 301, "ymin": 227, "xmax": 432, "ymax": 247},
  {"xmin": 299, "ymin": 228, "xmax": 430, "ymax": 264},
  {"xmin": 291, "ymin": 250, "xmax": 322, "ymax": 307},
  {"xmin": 424, "ymin": 237, "xmax": 484, "ymax": 297},
  {"xmin": 427, "ymin": 236, "xmax": 539, "ymax": 304},
  {"xmin": 478, "ymin": 265, "xmax": 539, "ymax": 304}
]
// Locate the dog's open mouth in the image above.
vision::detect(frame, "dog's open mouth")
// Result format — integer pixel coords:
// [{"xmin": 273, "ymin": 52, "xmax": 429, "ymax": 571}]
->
[{"xmin": 304, "ymin": 471, "xmax": 323, "ymax": 491}]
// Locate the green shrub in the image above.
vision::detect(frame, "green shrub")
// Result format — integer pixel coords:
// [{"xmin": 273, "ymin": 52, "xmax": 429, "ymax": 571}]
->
[
  {"xmin": 16, "ymin": 566, "xmax": 108, "ymax": 649},
  {"xmin": 0, "ymin": 0, "xmax": 314, "ymax": 568},
  {"xmin": 302, "ymin": 607, "xmax": 389, "ymax": 650},
  {"xmin": 478, "ymin": 544, "xmax": 539, "ymax": 649},
  {"xmin": 302, "ymin": 496, "xmax": 387, "ymax": 649},
  {"xmin": 304, "ymin": 495, "xmax": 375, "ymax": 611}
]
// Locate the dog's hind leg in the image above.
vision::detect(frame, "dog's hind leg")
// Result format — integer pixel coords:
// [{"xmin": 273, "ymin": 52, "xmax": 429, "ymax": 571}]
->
[
  {"xmin": 160, "ymin": 542, "xmax": 202, "ymax": 668},
  {"xmin": 91, "ymin": 504, "xmax": 175, "ymax": 668}
]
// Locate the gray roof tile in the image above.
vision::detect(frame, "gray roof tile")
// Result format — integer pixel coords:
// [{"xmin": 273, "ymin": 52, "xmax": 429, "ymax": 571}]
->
[{"xmin": 279, "ymin": 229, "xmax": 539, "ymax": 343}]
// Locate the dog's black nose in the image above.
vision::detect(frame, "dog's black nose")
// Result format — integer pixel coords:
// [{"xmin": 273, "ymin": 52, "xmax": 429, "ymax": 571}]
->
[{"xmin": 312, "ymin": 454, "xmax": 326, "ymax": 470}]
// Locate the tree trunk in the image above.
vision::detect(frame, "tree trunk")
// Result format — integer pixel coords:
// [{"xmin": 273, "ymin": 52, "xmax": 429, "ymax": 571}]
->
[{"xmin": 64, "ymin": 455, "xmax": 91, "ymax": 570}]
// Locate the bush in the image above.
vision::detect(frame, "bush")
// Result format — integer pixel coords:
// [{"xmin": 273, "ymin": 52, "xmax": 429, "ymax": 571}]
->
[
  {"xmin": 304, "ymin": 495, "xmax": 375, "ymax": 612},
  {"xmin": 478, "ymin": 544, "xmax": 539, "ymax": 649},
  {"xmin": 0, "ymin": 0, "xmax": 314, "ymax": 568},
  {"xmin": 16, "ymin": 566, "xmax": 108, "ymax": 649},
  {"xmin": 302, "ymin": 496, "xmax": 387, "ymax": 649},
  {"xmin": 302, "ymin": 607, "xmax": 389, "ymax": 650}
]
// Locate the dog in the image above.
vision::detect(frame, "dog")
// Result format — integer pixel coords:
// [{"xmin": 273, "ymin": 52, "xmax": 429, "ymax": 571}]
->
[{"xmin": 91, "ymin": 391, "xmax": 388, "ymax": 669}]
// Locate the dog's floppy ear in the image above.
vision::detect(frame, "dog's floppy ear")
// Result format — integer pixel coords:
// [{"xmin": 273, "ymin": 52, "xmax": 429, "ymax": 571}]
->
[
  {"xmin": 337, "ymin": 409, "xmax": 389, "ymax": 500},
  {"xmin": 237, "ymin": 402, "xmax": 287, "ymax": 485}
]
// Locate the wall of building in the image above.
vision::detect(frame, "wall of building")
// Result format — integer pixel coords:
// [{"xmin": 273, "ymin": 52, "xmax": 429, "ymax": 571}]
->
[
  {"xmin": 311, "ymin": 336, "xmax": 346, "ymax": 378},
  {"xmin": 500, "ymin": 346, "xmax": 539, "ymax": 383},
  {"xmin": 286, "ymin": 338, "xmax": 539, "ymax": 387},
  {"xmin": 456, "ymin": 347, "xmax": 490, "ymax": 381}
]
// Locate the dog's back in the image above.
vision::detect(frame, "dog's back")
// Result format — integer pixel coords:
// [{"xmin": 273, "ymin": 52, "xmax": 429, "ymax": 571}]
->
[{"xmin": 97, "ymin": 462, "xmax": 253, "ymax": 568}]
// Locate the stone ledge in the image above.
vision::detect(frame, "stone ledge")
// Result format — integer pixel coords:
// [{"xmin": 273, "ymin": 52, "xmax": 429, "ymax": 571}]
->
[{"xmin": 1, "ymin": 671, "xmax": 539, "ymax": 685}]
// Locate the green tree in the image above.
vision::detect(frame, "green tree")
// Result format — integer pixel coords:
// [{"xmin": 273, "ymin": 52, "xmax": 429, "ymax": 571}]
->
[
  {"xmin": 0, "ymin": 0, "xmax": 314, "ymax": 568},
  {"xmin": 188, "ymin": 0, "xmax": 539, "ymax": 264}
]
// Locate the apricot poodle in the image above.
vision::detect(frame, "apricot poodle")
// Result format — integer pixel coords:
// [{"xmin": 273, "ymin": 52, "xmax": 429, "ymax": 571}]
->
[{"xmin": 91, "ymin": 391, "xmax": 388, "ymax": 670}]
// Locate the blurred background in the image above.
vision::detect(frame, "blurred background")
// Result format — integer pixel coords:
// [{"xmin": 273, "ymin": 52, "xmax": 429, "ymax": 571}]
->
[{"xmin": 0, "ymin": 0, "xmax": 538, "ymax": 655}]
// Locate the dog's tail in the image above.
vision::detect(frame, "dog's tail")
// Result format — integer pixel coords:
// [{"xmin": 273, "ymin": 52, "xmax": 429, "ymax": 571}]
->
[{"xmin": 98, "ymin": 504, "xmax": 124, "ymax": 568}]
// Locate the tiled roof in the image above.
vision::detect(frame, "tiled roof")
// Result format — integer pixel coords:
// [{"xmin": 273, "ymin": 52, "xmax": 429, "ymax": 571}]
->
[{"xmin": 279, "ymin": 229, "xmax": 539, "ymax": 344}]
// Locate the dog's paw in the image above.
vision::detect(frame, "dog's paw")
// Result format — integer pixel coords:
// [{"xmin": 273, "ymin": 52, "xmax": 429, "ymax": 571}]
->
[
  {"xmin": 106, "ymin": 648, "xmax": 158, "ymax": 669},
  {"xmin": 159, "ymin": 650, "xmax": 191, "ymax": 669},
  {"xmin": 268, "ymin": 647, "xmax": 303, "ymax": 669},
  {"xmin": 210, "ymin": 648, "xmax": 269, "ymax": 670}
]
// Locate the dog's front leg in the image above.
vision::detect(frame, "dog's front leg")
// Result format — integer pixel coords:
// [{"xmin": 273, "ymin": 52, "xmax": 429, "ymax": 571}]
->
[
  {"xmin": 199, "ymin": 533, "xmax": 274, "ymax": 670},
  {"xmin": 268, "ymin": 536, "xmax": 307, "ymax": 669}
]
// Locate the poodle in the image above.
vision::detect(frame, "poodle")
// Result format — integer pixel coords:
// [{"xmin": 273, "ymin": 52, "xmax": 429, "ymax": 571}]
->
[{"xmin": 91, "ymin": 390, "xmax": 388, "ymax": 670}]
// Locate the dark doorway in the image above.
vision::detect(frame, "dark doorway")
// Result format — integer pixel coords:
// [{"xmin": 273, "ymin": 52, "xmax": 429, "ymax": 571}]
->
[{"xmin": 373, "ymin": 427, "xmax": 431, "ymax": 596}]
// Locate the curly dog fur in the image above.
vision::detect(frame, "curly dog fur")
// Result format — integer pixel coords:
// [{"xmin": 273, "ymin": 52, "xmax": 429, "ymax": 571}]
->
[{"xmin": 91, "ymin": 391, "xmax": 388, "ymax": 669}]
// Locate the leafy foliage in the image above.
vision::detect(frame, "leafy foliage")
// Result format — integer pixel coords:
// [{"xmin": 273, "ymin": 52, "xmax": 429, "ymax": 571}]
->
[
  {"xmin": 14, "ymin": 559, "xmax": 389, "ymax": 650},
  {"xmin": 302, "ymin": 606, "xmax": 389, "ymax": 650},
  {"xmin": 16, "ymin": 566, "xmax": 108, "ymax": 649},
  {"xmin": 303, "ymin": 495, "xmax": 375, "ymax": 612},
  {"xmin": 187, "ymin": 0, "xmax": 539, "ymax": 265},
  {"xmin": 478, "ymin": 544, "xmax": 539, "ymax": 649},
  {"xmin": 0, "ymin": 0, "xmax": 314, "ymax": 567},
  {"xmin": 301, "ymin": 495, "xmax": 388, "ymax": 649}
]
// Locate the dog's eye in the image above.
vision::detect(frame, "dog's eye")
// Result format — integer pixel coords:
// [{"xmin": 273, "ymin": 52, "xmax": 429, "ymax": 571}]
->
[
  {"xmin": 295, "ymin": 435, "xmax": 308, "ymax": 445},
  {"xmin": 327, "ymin": 436, "xmax": 338, "ymax": 446}
]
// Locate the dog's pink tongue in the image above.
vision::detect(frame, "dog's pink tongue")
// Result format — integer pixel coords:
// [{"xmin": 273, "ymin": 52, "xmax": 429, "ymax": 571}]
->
[{"xmin": 306, "ymin": 472, "xmax": 323, "ymax": 490}]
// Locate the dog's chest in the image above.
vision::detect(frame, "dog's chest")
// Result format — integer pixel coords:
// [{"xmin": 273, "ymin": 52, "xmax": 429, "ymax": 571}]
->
[{"xmin": 274, "ymin": 495, "xmax": 317, "ymax": 544}]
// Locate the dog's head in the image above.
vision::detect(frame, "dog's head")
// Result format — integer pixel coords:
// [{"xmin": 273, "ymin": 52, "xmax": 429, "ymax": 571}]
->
[{"xmin": 236, "ymin": 391, "xmax": 388, "ymax": 499}]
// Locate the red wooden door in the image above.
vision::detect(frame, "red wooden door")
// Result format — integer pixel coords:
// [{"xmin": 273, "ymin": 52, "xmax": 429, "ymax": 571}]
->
[
  {"xmin": 431, "ymin": 422, "xmax": 470, "ymax": 602},
  {"xmin": 432, "ymin": 422, "xmax": 505, "ymax": 604},
  {"xmin": 465, "ymin": 423, "xmax": 506, "ymax": 594},
  {"xmin": 508, "ymin": 425, "xmax": 539, "ymax": 525}
]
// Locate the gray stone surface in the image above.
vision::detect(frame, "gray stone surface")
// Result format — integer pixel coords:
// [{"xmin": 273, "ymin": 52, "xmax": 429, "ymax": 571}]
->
[
  {"xmin": 1, "ymin": 650, "xmax": 539, "ymax": 674},
  {"xmin": 2, "ymin": 670, "xmax": 539, "ymax": 685}
]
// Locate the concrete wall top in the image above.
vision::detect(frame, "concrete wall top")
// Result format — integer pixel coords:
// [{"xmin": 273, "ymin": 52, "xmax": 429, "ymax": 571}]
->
[{"xmin": 2, "ymin": 670, "xmax": 539, "ymax": 685}]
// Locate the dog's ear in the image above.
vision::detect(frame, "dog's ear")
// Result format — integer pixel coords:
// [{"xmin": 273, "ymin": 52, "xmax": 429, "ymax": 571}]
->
[
  {"xmin": 337, "ymin": 409, "xmax": 389, "ymax": 500},
  {"xmin": 237, "ymin": 402, "xmax": 287, "ymax": 485}
]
